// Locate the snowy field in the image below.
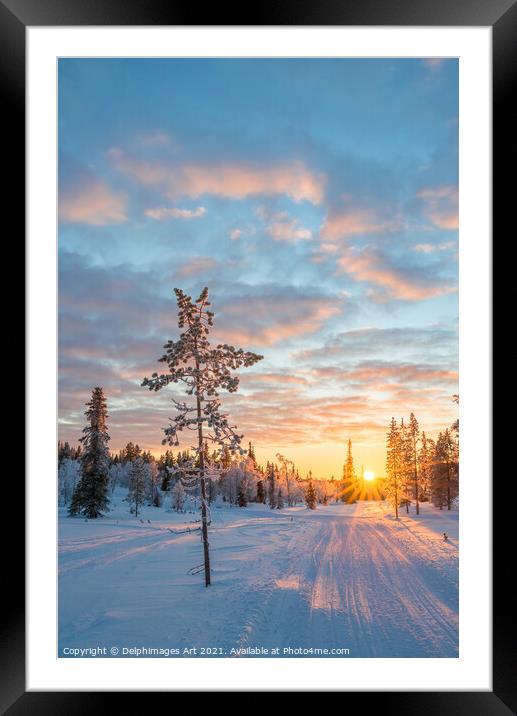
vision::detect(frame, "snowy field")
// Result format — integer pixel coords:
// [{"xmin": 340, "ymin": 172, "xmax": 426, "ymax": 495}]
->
[{"xmin": 59, "ymin": 493, "xmax": 458, "ymax": 658}]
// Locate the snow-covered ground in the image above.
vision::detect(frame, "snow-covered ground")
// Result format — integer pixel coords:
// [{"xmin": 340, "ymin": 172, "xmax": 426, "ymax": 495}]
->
[{"xmin": 59, "ymin": 493, "xmax": 458, "ymax": 658}]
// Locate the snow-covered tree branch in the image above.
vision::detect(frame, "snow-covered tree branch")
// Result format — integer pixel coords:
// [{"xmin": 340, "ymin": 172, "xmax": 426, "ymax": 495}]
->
[{"xmin": 142, "ymin": 287, "xmax": 263, "ymax": 586}]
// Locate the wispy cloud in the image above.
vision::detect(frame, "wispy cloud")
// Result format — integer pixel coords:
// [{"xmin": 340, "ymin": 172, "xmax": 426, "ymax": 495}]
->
[
  {"xmin": 59, "ymin": 180, "xmax": 126, "ymax": 226},
  {"xmin": 266, "ymin": 220, "xmax": 312, "ymax": 242},
  {"xmin": 109, "ymin": 148, "xmax": 325, "ymax": 204},
  {"xmin": 338, "ymin": 249, "xmax": 456, "ymax": 301},
  {"xmin": 177, "ymin": 257, "xmax": 219, "ymax": 276},
  {"xmin": 414, "ymin": 241, "xmax": 455, "ymax": 254},
  {"xmin": 309, "ymin": 360, "xmax": 458, "ymax": 387},
  {"xmin": 138, "ymin": 130, "xmax": 172, "ymax": 147},
  {"xmin": 417, "ymin": 185, "xmax": 458, "ymax": 230},
  {"xmin": 145, "ymin": 206, "xmax": 206, "ymax": 220},
  {"xmin": 422, "ymin": 58, "xmax": 447, "ymax": 71},
  {"xmin": 294, "ymin": 325, "xmax": 457, "ymax": 363},
  {"xmin": 229, "ymin": 225, "xmax": 256, "ymax": 240},
  {"xmin": 215, "ymin": 289, "xmax": 341, "ymax": 347},
  {"xmin": 320, "ymin": 209, "xmax": 388, "ymax": 242}
]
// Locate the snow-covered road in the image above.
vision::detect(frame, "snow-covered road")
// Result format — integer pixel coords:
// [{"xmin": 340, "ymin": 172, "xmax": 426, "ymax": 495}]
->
[{"xmin": 59, "ymin": 500, "xmax": 458, "ymax": 657}]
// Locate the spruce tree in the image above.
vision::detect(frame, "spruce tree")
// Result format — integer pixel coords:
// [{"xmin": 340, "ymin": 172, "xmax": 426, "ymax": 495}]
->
[
  {"xmin": 142, "ymin": 287, "xmax": 262, "ymax": 586},
  {"xmin": 237, "ymin": 485, "xmax": 248, "ymax": 507},
  {"xmin": 276, "ymin": 488, "xmax": 284, "ymax": 509},
  {"xmin": 69, "ymin": 387, "xmax": 110, "ymax": 519},
  {"xmin": 408, "ymin": 412, "xmax": 420, "ymax": 515},
  {"xmin": 58, "ymin": 441, "xmax": 74, "ymax": 465},
  {"xmin": 340, "ymin": 439, "xmax": 357, "ymax": 504},
  {"xmin": 256, "ymin": 479, "xmax": 265, "ymax": 504},
  {"xmin": 399, "ymin": 418, "xmax": 412, "ymax": 513},
  {"xmin": 330, "ymin": 475, "xmax": 339, "ymax": 502},
  {"xmin": 122, "ymin": 442, "xmax": 141, "ymax": 463},
  {"xmin": 432, "ymin": 429, "xmax": 457, "ymax": 510},
  {"xmin": 385, "ymin": 417, "xmax": 401, "ymax": 519},
  {"xmin": 128, "ymin": 456, "xmax": 147, "ymax": 517},
  {"xmin": 418, "ymin": 431, "xmax": 431, "ymax": 502},
  {"xmin": 158, "ymin": 450, "xmax": 176, "ymax": 490},
  {"xmin": 305, "ymin": 480, "xmax": 317, "ymax": 510},
  {"xmin": 267, "ymin": 462, "xmax": 277, "ymax": 508}
]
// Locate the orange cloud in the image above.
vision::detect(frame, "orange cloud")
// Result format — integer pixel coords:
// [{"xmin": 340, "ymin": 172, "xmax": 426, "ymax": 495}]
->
[
  {"xmin": 266, "ymin": 220, "xmax": 312, "ymax": 242},
  {"xmin": 215, "ymin": 295, "xmax": 340, "ymax": 347},
  {"xmin": 110, "ymin": 148, "xmax": 324, "ymax": 204},
  {"xmin": 417, "ymin": 185, "xmax": 458, "ymax": 230},
  {"xmin": 307, "ymin": 362, "xmax": 458, "ymax": 387},
  {"xmin": 229, "ymin": 226, "xmax": 256, "ymax": 240},
  {"xmin": 320, "ymin": 210, "xmax": 388, "ymax": 242},
  {"xmin": 59, "ymin": 181, "xmax": 126, "ymax": 226},
  {"xmin": 243, "ymin": 372, "xmax": 308, "ymax": 385},
  {"xmin": 338, "ymin": 250, "xmax": 455, "ymax": 301},
  {"xmin": 347, "ymin": 363, "xmax": 457, "ymax": 384},
  {"xmin": 177, "ymin": 162, "xmax": 324, "ymax": 203}
]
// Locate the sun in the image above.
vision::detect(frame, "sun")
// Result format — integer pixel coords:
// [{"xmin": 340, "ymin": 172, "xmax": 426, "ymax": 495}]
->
[{"xmin": 364, "ymin": 470, "xmax": 375, "ymax": 482}]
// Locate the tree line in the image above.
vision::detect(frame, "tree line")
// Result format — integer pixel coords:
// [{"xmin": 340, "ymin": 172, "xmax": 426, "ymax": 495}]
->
[
  {"xmin": 59, "ymin": 422, "xmax": 335, "ymax": 518},
  {"xmin": 384, "ymin": 402, "xmax": 459, "ymax": 519}
]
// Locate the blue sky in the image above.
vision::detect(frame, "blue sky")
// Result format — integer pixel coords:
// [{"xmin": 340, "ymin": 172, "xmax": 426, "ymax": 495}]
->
[{"xmin": 58, "ymin": 58, "xmax": 458, "ymax": 477}]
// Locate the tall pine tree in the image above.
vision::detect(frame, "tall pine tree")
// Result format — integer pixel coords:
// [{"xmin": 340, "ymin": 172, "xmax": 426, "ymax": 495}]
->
[
  {"xmin": 340, "ymin": 439, "xmax": 357, "ymax": 504},
  {"xmin": 69, "ymin": 387, "xmax": 110, "ymax": 519},
  {"xmin": 385, "ymin": 417, "xmax": 401, "ymax": 519},
  {"xmin": 418, "ymin": 431, "xmax": 432, "ymax": 502},
  {"xmin": 432, "ymin": 429, "xmax": 457, "ymax": 510},
  {"xmin": 399, "ymin": 418, "xmax": 412, "ymax": 513},
  {"xmin": 408, "ymin": 412, "xmax": 420, "ymax": 515}
]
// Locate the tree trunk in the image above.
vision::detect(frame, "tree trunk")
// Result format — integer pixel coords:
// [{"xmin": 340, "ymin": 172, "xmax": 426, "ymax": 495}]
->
[
  {"xmin": 446, "ymin": 460, "xmax": 451, "ymax": 511},
  {"xmin": 196, "ymin": 378, "xmax": 211, "ymax": 587},
  {"xmin": 413, "ymin": 435, "xmax": 419, "ymax": 515},
  {"xmin": 199, "ymin": 472, "xmax": 211, "ymax": 586}
]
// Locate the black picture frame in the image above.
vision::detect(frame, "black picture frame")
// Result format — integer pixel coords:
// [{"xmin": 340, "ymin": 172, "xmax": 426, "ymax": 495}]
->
[{"xmin": 6, "ymin": 0, "xmax": 511, "ymax": 710}]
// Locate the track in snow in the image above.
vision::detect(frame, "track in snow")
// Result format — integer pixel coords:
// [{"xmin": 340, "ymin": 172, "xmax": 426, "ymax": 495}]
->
[
  {"xmin": 59, "ymin": 501, "xmax": 458, "ymax": 658},
  {"xmin": 236, "ymin": 503, "xmax": 458, "ymax": 657}
]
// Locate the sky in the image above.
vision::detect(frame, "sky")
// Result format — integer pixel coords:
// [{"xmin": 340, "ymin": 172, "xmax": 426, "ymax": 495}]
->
[{"xmin": 58, "ymin": 58, "xmax": 459, "ymax": 479}]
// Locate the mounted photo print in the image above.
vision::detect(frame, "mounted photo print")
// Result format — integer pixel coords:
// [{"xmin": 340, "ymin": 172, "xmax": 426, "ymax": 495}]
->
[{"xmin": 57, "ymin": 56, "xmax": 460, "ymax": 660}]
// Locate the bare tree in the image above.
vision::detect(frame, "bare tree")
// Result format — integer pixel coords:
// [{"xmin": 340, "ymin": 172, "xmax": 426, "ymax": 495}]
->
[{"xmin": 276, "ymin": 453, "xmax": 294, "ymax": 507}]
